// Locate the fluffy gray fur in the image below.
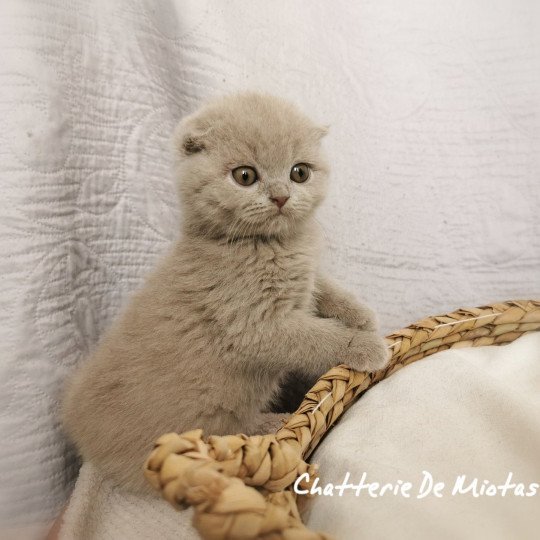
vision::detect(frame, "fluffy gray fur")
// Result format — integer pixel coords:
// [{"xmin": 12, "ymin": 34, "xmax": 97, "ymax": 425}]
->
[{"xmin": 62, "ymin": 93, "xmax": 388, "ymax": 493}]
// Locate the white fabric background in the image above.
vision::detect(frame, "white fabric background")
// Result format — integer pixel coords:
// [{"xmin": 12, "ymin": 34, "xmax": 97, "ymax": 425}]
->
[{"xmin": 0, "ymin": 0, "xmax": 538, "ymax": 532}]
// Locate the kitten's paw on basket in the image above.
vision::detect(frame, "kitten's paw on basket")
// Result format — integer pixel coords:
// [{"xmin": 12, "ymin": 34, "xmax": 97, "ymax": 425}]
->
[{"xmin": 343, "ymin": 330, "xmax": 389, "ymax": 373}]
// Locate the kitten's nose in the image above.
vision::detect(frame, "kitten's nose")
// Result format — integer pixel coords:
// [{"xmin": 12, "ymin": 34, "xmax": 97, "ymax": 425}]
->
[{"xmin": 270, "ymin": 196, "xmax": 289, "ymax": 209}]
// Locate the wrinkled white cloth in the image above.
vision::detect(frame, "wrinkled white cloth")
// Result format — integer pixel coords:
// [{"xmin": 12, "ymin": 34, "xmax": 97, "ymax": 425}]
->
[
  {"xmin": 59, "ymin": 463, "xmax": 197, "ymax": 540},
  {"xmin": 0, "ymin": 0, "xmax": 538, "ymax": 534}
]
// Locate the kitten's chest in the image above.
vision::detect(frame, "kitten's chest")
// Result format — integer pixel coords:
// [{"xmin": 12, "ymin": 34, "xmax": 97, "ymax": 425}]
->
[
  {"xmin": 256, "ymin": 243, "xmax": 313, "ymax": 291},
  {"xmin": 227, "ymin": 238, "xmax": 317, "ymax": 310}
]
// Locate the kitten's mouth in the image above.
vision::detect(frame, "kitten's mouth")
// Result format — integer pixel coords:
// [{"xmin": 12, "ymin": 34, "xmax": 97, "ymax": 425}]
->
[{"xmin": 274, "ymin": 207, "xmax": 289, "ymax": 216}]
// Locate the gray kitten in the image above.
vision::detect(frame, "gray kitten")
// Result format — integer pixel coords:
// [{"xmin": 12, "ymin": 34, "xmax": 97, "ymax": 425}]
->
[{"xmin": 63, "ymin": 93, "xmax": 389, "ymax": 493}]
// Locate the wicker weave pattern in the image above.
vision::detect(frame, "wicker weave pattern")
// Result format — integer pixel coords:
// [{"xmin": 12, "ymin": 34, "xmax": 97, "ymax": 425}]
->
[{"xmin": 144, "ymin": 300, "xmax": 539, "ymax": 539}]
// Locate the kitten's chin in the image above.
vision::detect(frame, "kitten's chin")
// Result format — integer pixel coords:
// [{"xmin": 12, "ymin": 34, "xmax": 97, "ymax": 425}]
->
[
  {"xmin": 222, "ymin": 215, "xmax": 302, "ymax": 242},
  {"xmin": 263, "ymin": 213, "xmax": 308, "ymax": 239}
]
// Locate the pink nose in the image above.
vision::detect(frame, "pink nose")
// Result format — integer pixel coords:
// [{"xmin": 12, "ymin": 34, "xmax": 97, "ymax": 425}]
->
[{"xmin": 270, "ymin": 196, "xmax": 289, "ymax": 209}]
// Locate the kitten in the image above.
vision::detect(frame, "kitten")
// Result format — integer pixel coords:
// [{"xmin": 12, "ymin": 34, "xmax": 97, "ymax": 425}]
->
[{"xmin": 62, "ymin": 93, "xmax": 389, "ymax": 493}]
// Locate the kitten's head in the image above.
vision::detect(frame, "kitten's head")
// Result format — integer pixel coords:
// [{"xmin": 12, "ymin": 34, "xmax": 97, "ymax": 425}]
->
[{"xmin": 175, "ymin": 93, "xmax": 329, "ymax": 240}]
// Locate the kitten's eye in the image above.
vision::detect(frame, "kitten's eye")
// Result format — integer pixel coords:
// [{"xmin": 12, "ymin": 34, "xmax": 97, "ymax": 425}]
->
[
  {"xmin": 290, "ymin": 163, "xmax": 311, "ymax": 183},
  {"xmin": 232, "ymin": 166, "xmax": 258, "ymax": 186}
]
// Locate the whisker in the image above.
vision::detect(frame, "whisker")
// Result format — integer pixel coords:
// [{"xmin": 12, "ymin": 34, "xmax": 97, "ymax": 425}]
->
[{"xmin": 314, "ymin": 217, "xmax": 330, "ymax": 245}]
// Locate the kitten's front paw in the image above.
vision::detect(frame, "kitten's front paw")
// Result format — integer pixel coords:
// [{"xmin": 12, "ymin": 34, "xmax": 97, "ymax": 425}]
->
[
  {"xmin": 340, "ymin": 305, "xmax": 378, "ymax": 332},
  {"xmin": 342, "ymin": 330, "xmax": 390, "ymax": 373}
]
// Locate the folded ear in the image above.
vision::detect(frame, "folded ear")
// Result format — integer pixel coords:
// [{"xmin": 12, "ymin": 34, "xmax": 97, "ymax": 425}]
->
[
  {"xmin": 174, "ymin": 114, "xmax": 212, "ymax": 156},
  {"xmin": 313, "ymin": 124, "xmax": 329, "ymax": 140}
]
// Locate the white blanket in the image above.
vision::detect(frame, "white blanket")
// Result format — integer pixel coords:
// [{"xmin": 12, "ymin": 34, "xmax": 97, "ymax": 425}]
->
[
  {"xmin": 57, "ymin": 334, "xmax": 540, "ymax": 540},
  {"xmin": 305, "ymin": 332, "xmax": 540, "ymax": 540},
  {"xmin": 59, "ymin": 463, "xmax": 197, "ymax": 540},
  {"xmin": 0, "ymin": 0, "xmax": 539, "ymax": 535}
]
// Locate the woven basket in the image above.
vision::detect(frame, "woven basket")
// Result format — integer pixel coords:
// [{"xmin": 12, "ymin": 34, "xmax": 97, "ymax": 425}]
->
[{"xmin": 144, "ymin": 299, "xmax": 540, "ymax": 539}]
